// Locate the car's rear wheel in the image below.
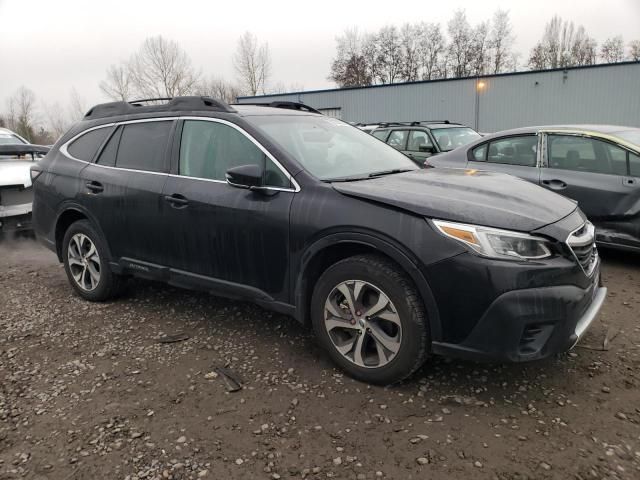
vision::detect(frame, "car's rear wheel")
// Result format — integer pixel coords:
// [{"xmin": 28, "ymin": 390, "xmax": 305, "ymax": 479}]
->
[
  {"xmin": 62, "ymin": 219, "xmax": 123, "ymax": 301},
  {"xmin": 311, "ymin": 254, "xmax": 429, "ymax": 385}
]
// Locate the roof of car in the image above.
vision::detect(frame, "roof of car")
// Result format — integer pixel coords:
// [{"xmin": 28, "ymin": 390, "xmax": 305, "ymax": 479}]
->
[
  {"xmin": 487, "ymin": 124, "xmax": 639, "ymax": 137},
  {"xmin": 82, "ymin": 97, "xmax": 322, "ymax": 122}
]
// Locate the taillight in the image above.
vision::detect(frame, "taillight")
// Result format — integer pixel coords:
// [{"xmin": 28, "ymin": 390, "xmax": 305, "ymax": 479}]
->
[{"xmin": 30, "ymin": 166, "xmax": 43, "ymax": 182}]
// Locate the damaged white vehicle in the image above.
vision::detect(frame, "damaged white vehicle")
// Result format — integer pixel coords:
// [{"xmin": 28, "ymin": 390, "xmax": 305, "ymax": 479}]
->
[{"xmin": 0, "ymin": 128, "xmax": 49, "ymax": 234}]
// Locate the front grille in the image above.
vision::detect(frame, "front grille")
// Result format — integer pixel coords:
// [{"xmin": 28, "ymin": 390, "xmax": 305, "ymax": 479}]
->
[{"xmin": 567, "ymin": 222, "xmax": 597, "ymax": 275}]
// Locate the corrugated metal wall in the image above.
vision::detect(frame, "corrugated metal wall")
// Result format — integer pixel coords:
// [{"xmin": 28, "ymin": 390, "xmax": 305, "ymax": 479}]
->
[{"xmin": 238, "ymin": 62, "xmax": 640, "ymax": 133}]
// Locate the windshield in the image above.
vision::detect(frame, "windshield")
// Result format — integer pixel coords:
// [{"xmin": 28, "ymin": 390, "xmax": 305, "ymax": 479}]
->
[
  {"xmin": 614, "ymin": 129, "xmax": 640, "ymax": 149},
  {"xmin": 431, "ymin": 127, "xmax": 481, "ymax": 152},
  {"xmin": 0, "ymin": 132, "xmax": 26, "ymax": 145},
  {"xmin": 247, "ymin": 115, "xmax": 418, "ymax": 180}
]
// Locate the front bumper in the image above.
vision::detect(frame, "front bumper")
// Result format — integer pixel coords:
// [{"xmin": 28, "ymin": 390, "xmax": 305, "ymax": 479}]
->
[
  {"xmin": 431, "ymin": 262, "xmax": 606, "ymax": 362},
  {"xmin": 0, "ymin": 212, "xmax": 33, "ymax": 233}
]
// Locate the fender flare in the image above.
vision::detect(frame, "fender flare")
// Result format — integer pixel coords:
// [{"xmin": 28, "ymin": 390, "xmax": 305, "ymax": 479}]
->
[
  {"xmin": 53, "ymin": 202, "xmax": 113, "ymax": 262},
  {"xmin": 294, "ymin": 231, "xmax": 442, "ymax": 342}
]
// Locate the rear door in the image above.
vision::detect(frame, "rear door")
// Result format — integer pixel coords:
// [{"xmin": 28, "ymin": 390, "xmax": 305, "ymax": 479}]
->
[
  {"xmin": 541, "ymin": 133, "xmax": 640, "ymax": 244},
  {"xmin": 467, "ymin": 134, "xmax": 541, "ymax": 184},
  {"xmin": 80, "ymin": 120, "xmax": 174, "ymax": 265},
  {"xmin": 385, "ymin": 130, "xmax": 409, "ymax": 152}
]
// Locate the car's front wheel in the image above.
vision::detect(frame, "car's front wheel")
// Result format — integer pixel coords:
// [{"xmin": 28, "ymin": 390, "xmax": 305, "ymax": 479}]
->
[
  {"xmin": 311, "ymin": 254, "xmax": 429, "ymax": 385},
  {"xmin": 62, "ymin": 219, "xmax": 123, "ymax": 301}
]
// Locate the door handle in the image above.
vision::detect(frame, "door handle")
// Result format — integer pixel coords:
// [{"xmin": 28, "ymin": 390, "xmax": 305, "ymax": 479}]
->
[
  {"xmin": 623, "ymin": 177, "xmax": 637, "ymax": 186},
  {"xmin": 86, "ymin": 181, "xmax": 104, "ymax": 193},
  {"xmin": 164, "ymin": 194, "xmax": 189, "ymax": 208},
  {"xmin": 542, "ymin": 179, "xmax": 567, "ymax": 190}
]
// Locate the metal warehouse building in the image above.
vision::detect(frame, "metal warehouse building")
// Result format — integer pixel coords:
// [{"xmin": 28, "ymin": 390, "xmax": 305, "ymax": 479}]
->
[{"xmin": 237, "ymin": 61, "xmax": 640, "ymax": 132}]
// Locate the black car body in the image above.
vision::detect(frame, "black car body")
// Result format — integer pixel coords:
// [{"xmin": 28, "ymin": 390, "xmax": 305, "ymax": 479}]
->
[
  {"xmin": 32, "ymin": 97, "xmax": 606, "ymax": 384},
  {"xmin": 368, "ymin": 121, "xmax": 481, "ymax": 166},
  {"xmin": 428, "ymin": 125, "xmax": 640, "ymax": 252}
]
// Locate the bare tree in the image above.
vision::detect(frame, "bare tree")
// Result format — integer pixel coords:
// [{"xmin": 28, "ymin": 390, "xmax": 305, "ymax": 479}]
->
[
  {"xmin": 470, "ymin": 21, "xmax": 491, "ymax": 76},
  {"xmin": 100, "ymin": 64, "xmax": 133, "ymax": 101},
  {"xmin": 329, "ymin": 28, "xmax": 373, "ymax": 87},
  {"xmin": 195, "ymin": 77, "xmax": 244, "ymax": 104},
  {"xmin": 488, "ymin": 10, "xmax": 515, "ymax": 74},
  {"xmin": 400, "ymin": 24, "xmax": 421, "ymax": 81},
  {"xmin": 43, "ymin": 102, "xmax": 69, "ymax": 140},
  {"xmin": 447, "ymin": 10, "xmax": 474, "ymax": 78},
  {"xmin": 6, "ymin": 86, "xmax": 37, "ymax": 142},
  {"xmin": 417, "ymin": 22, "xmax": 445, "ymax": 80},
  {"xmin": 600, "ymin": 36, "xmax": 625, "ymax": 63},
  {"xmin": 234, "ymin": 32, "xmax": 271, "ymax": 96},
  {"xmin": 529, "ymin": 16, "xmax": 597, "ymax": 69},
  {"xmin": 630, "ymin": 39, "xmax": 640, "ymax": 61},
  {"xmin": 69, "ymin": 88, "xmax": 87, "ymax": 121},
  {"xmin": 375, "ymin": 26, "xmax": 404, "ymax": 83}
]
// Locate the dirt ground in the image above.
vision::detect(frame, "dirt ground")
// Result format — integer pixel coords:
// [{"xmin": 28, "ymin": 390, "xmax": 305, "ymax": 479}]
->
[{"xmin": 0, "ymin": 239, "xmax": 639, "ymax": 480}]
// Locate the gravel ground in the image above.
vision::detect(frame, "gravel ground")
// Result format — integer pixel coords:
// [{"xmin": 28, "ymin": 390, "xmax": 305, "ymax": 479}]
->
[{"xmin": 1, "ymin": 239, "xmax": 639, "ymax": 480}]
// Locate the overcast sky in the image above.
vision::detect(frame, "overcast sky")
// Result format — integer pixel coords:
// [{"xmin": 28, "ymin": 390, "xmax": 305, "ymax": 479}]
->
[{"xmin": 1, "ymin": 0, "xmax": 639, "ymax": 115}]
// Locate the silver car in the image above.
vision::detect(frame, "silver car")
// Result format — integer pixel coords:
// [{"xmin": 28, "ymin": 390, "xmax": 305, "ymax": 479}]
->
[{"xmin": 428, "ymin": 125, "xmax": 640, "ymax": 252}]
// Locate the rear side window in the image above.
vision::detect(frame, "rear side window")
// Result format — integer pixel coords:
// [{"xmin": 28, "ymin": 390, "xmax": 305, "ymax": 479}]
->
[
  {"xmin": 407, "ymin": 131, "xmax": 433, "ymax": 152},
  {"xmin": 487, "ymin": 135, "xmax": 537, "ymax": 167},
  {"xmin": 386, "ymin": 130, "xmax": 408, "ymax": 150},
  {"xmin": 116, "ymin": 121, "xmax": 172, "ymax": 172},
  {"xmin": 179, "ymin": 120, "xmax": 290, "ymax": 188},
  {"xmin": 68, "ymin": 127, "xmax": 111, "ymax": 161}
]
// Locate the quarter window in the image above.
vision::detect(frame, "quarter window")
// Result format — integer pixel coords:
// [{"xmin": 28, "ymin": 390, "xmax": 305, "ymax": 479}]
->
[
  {"xmin": 407, "ymin": 131, "xmax": 434, "ymax": 152},
  {"xmin": 486, "ymin": 136, "xmax": 537, "ymax": 167},
  {"xmin": 386, "ymin": 130, "xmax": 408, "ymax": 150},
  {"xmin": 115, "ymin": 121, "xmax": 172, "ymax": 172},
  {"xmin": 548, "ymin": 135, "xmax": 628, "ymax": 175},
  {"xmin": 179, "ymin": 120, "xmax": 290, "ymax": 188},
  {"xmin": 371, "ymin": 130, "xmax": 388, "ymax": 141},
  {"xmin": 68, "ymin": 127, "xmax": 111, "ymax": 161}
]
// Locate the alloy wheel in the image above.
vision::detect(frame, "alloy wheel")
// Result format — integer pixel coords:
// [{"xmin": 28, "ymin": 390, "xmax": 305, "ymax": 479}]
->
[
  {"xmin": 323, "ymin": 280, "xmax": 402, "ymax": 368},
  {"xmin": 67, "ymin": 233, "xmax": 101, "ymax": 291}
]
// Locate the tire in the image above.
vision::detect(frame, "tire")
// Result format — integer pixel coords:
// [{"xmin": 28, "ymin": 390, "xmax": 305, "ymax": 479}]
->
[
  {"xmin": 61, "ymin": 219, "xmax": 123, "ymax": 301},
  {"xmin": 311, "ymin": 254, "xmax": 429, "ymax": 385}
]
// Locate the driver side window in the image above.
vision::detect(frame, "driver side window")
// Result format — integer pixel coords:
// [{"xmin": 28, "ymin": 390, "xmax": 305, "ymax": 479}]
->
[{"xmin": 179, "ymin": 120, "xmax": 290, "ymax": 188}]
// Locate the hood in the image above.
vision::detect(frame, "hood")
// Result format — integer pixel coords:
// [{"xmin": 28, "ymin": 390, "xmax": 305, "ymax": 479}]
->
[
  {"xmin": 0, "ymin": 160, "xmax": 34, "ymax": 188},
  {"xmin": 332, "ymin": 168, "xmax": 577, "ymax": 232}
]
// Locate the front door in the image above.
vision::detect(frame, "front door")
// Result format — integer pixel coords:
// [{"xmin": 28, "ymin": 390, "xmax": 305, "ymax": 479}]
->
[
  {"xmin": 161, "ymin": 119, "xmax": 294, "ymax": 300},
  {"xmin": 542, "ymin": 133, "xmax": 640, "ymax": 246}
]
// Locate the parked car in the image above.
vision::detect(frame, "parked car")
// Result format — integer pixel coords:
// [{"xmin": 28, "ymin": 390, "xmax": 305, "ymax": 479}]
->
[
  {"xmin": 32, "ymin": 97, "xmax": 606, "ymax": 384},
  {"xmin": 0, "ymin": 128, "xmax": 50, "ymax": 234},
  {"xmin": 428, "ymin": 125, "xmax": 640, "ymax": 252},
  {"xmin": 369, "ymin": 121, "xmax": 481, "ymax": 166}
]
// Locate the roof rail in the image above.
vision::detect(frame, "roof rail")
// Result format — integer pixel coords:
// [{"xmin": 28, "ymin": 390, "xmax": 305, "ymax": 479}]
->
[
  {"xmin": 375, "ymin": 120, "xmax": 462, "ymax": 127},
  {"xmin": 233, "ymin": 101, "xmax": 322, "ymax": 114},
  {"xmin": 84, "ymin": 96, "xmax": 237, "ymax": 120}
]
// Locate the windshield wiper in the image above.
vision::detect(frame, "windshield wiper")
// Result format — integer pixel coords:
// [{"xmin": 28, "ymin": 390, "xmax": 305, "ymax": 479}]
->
[
  {"xmin": 322, "ymin": 175, "xmax": 369, "ymax": 183},
  {"xmin": 367, "ymin": 168, "xmax": 414, "ymax": 178}
]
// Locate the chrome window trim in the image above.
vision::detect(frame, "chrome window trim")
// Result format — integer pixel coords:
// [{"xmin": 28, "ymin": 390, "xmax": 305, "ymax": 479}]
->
[
  {"xmin": 59, "ymin": 116, "xmax": 300, "ymax": 193},
  {"xmin": 60, "ymin": 122, "xmax": 116, "ymax": 162}
]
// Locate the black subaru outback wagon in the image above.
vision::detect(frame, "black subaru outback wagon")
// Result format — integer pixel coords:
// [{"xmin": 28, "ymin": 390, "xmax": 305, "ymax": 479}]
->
[{"xmin": 32, "ymin": 97, "xmax": 606, "ymax": 384}]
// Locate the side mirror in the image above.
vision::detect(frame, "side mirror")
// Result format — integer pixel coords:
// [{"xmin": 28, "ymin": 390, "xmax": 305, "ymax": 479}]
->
[
  {"xmin": 226, "ymin": 164, "xmax": 264, "ymax": 189},
  {"xmin": 419, "ymin": 145, "xmax": 435, "ymax": 153}
]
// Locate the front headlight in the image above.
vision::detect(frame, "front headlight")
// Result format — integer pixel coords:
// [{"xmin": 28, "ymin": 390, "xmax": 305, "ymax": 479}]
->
[{"xmin": 432, "ymin": 220, "xmax": 552, "ymax": 260}]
